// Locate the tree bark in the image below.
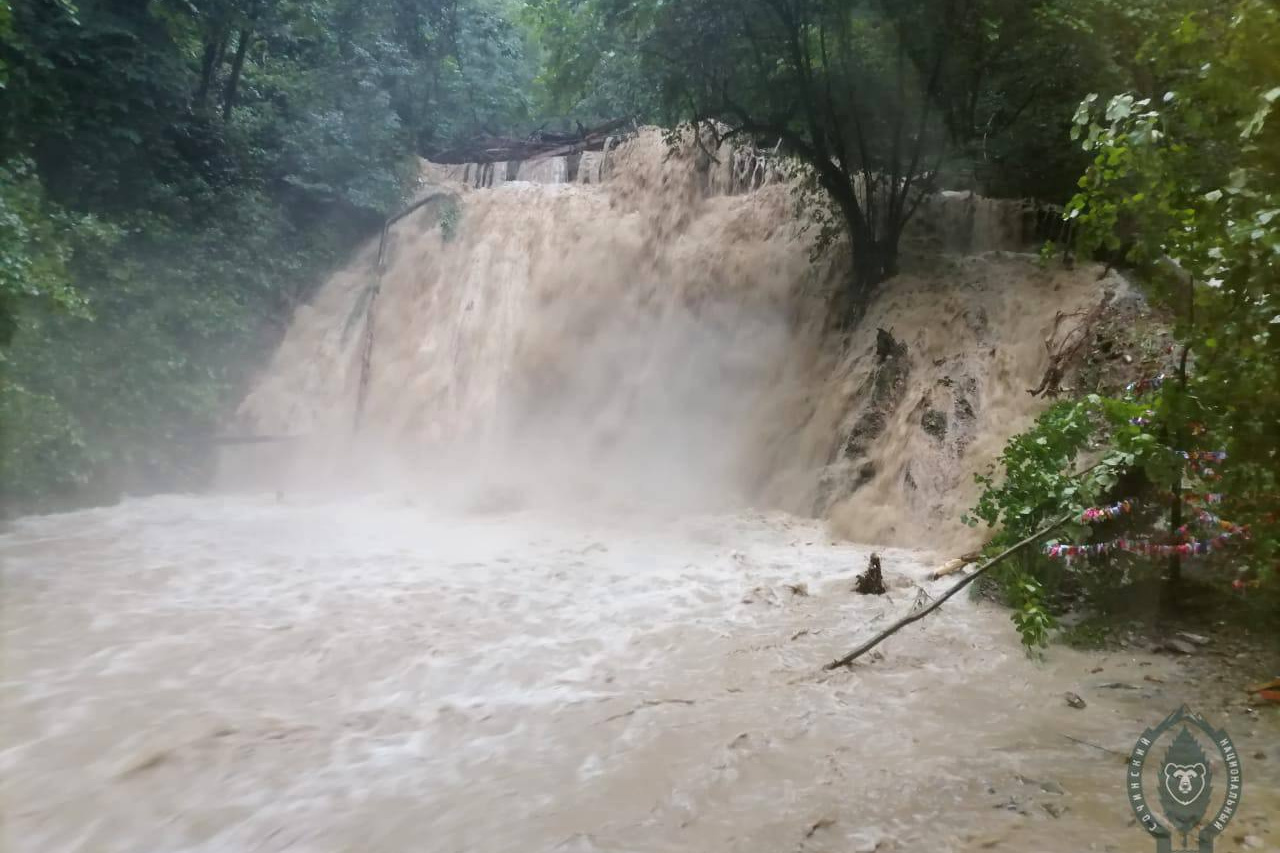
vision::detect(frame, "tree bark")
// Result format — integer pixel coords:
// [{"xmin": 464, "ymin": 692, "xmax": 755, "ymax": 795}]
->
[
  {"xmin": 222, "ymin": 26, "xmax": 253, "ymax": 121},
  {"xmin": 195, "ymin": 31, "xmax": 229, "ymax": 111}
]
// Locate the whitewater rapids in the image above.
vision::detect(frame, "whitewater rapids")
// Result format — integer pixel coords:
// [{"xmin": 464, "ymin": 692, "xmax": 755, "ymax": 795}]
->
[{"xmin": 9, "ymin": 494, "xmax": 1276, "ymax": 853}]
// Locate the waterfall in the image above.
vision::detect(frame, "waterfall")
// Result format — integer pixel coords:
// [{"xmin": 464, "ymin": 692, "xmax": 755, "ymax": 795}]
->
[{"xmin": 227, "ymin": 128, "xmax": 1109, "ymax": 549}]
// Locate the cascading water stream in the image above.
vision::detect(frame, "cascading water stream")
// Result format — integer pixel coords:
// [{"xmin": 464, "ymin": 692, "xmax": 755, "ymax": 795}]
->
[{"xmin": 225, "ymin": 129, "xmax": 1104, "ymax": 550}]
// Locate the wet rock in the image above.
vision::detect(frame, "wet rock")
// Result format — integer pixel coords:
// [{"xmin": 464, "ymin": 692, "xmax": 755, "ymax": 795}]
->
[
  {"xmin": 875, "ymin": 327, "xmax": 905, "ymax": 361},
  {"xmin": 921, "ymin": 408, "xmax": 948, "ymax": 439},
  {"xmin": 741, "ymin": 586, "xmax": 778, "ymax": 606},
  {"xmin": 1064, "ymin": 692, "xmax": 1087, "ymax": 709},
  {"xmin": 1018, "ymin": 776, "xmax": 1065, "ymax": 795},
  {"xmin": 993, "ymin": 796, "xmax": 1029, "ymax": 816},
  {"xmin": 1163, "ymin": 638, "xmax": 1198, "ymax": 655},
  {"xmin": 845, "ymin": 411, "xmax": 888, "ymax": 459},
  {"xmin": 853, "ymin": 461, "xmax": 877, "ymax": 488},
  {"xmin": 1176, "ymin": 631, "xmax": 1211, "ymax": 646},
  {"xmin": 841, "ymin": 329, "xmax": 910, "ymax": 465}
]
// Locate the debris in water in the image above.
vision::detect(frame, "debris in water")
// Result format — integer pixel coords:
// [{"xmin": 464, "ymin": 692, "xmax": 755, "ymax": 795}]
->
[
  {"xmin": 785, "ymin": 582, "xmax": 810, "ymax": 597},
  {"xmin": 804, "ymin": 817, "xmax": 836, "ymax": 838},
  {"xmin": 603, "ymin": 698, "xmax": 696, "ymax": 723},
  {"xmin": 930, "ymin": 557, "xmax": 968, "ymax": 580},
  {"xmin": 1063, "ymin": 692, "xmax": 1087, "ymax": 709},
  {"xmin": 741, "ymin": 585, "xmax": 779, "ymax": 605},
  {"xmin": 854, "ymin": 553, "xmax": 887, "ymax": 595}
]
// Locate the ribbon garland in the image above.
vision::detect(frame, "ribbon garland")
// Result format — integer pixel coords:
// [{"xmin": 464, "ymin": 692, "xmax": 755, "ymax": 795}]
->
[
  {"xmin": 1180, "ymin": 492, "xmax": 1225, "ymax": 505},
  {"xmin": 1046, "ymin": 416, "xmax": 1242, "ymax": 562},
  {"xmin": 1079, "ymin": 500, "xmax": 1134, "ymax": 523},
  {"xmin": 1125, "ymin": 373, "xmax": 1167, "ymax": 395},
  {"xmin": 1055, "ymin": 496, "xmax": 1247, "ymax": 560},
  {"xmin": 1177, "ymin": 450, "xmax": 1227, "ymax": 463},
  {"xmin": 1044, "ymin": 527, "xmax": 1247, "ymax": 560},
  {"xmin": 1075, "ymin": 492, "xmax": 1224, "ymax": 525}
]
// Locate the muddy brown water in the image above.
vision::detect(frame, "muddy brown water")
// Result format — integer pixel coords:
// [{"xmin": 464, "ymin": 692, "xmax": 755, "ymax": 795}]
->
[
  {"xmin": 4, "ymin": 495, "xmax": 1275, "ymax": 852},
  {"xmin": 9, "ymin": 129, "xmax": 1276, "ymax": 853}
]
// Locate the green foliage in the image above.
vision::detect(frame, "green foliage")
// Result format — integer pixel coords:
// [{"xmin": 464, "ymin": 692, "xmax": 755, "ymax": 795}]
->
[
  {"xmin": 439, "ymin": 196, "xmax": 461, "ymax": 242},
  {"xmin": 1067, "ymin": 0, "xmax": 1280, "ymax": 584},
  {"xmin": 971, "ymin": 0, "xmax": 1280, "ymax": 649},
  {"xmin": 1057, "ymin": 617, "xmax": 1112, "ymax": 650},
  {"xmin": 0, "ymin": 0, "xmax": 543, "ymax": 511},
  {"xmin": 532, "ymin": 0, "xmax": 1198, "ymax": 306},
  {"xmin": 965, "ymin": 394, "xmax": 1173, "ymax": 648},
  {"xmin": 0, "ymin": 157, "xmax": 99, "ymax": 345}
]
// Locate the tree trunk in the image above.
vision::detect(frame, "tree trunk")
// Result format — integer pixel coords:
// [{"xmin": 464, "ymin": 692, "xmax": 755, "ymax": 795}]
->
[
  {"xmin": 222, "ymin": 27, "xmax": 252, "ymax": 121},
  {"xmin": 195, "ymin": 31, "xmax": 229, "ymax": 111},
  {"xmin": 843, "ymin": 231, "xmax": 900, "ymax": 326}
]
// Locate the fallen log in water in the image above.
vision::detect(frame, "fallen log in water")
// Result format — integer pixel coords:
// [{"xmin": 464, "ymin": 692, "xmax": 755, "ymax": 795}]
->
[
  {"xmin": 930, "ymin": 552, "xmax": 980, "ymax": 580},
  {"xmin": 823, "ymin": 513, "xmax": 1074, "ymax": 670}
]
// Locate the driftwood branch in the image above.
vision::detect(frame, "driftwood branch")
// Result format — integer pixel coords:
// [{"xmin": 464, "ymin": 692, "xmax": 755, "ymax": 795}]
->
[
  {"xmin": 356, "ymin": 191, "xmax": 457, "ymax": 427},
  {"xmin": 822, "ymin": 512, "xmax": 1074, "ymax": 670}
]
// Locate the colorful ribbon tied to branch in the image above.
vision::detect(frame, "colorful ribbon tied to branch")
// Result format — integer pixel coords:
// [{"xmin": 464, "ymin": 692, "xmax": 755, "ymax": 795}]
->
[
  {"xmin": 1181, "ymin": 492, "xmax": 1225, "ymax": 505},
  {"xmin": 1125, "ymin": 373, "xmax": 1166, "ymax": 395},
  {"xmin": 1079, "ymin": 500, "xmax": 1134, "ymax": 523},
  {"xmin": 1177, "ymin": 450, "xmax": 1228, "ymax": 463},
  {"xmin": 1043, "ymin": 527, "xmax": 1248, "ymax": 560}
]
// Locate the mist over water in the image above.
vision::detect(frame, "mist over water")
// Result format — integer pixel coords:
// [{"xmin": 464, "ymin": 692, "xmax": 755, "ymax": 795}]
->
[
  {"xmin": 229, "ymin": 131, "xmax": 821, "ymax": 515},
  {"xmin": 228, "ymin": 129, "xmax": 1105, "ymax": 550}
]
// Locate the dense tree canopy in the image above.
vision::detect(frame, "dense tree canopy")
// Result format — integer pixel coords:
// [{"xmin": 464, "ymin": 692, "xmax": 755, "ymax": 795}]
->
[
  {"xmin": 530, "ymin": 0, "xmax": 1203, "ymax": 313},
  {"xmin": 0, "ymin": 0, "xmax": 539, "ymax": 507}
]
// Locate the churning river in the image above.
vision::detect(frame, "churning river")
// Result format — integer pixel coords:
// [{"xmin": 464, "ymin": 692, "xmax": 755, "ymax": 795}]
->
[{"xmin": 4, "ymin": 493, "xmax": 1276, "ymax": 852}]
